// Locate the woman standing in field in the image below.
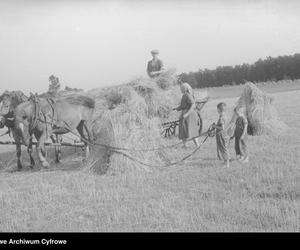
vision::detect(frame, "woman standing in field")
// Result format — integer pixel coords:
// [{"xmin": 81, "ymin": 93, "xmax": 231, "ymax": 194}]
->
[{"xmin": 174, "ymin": 83, "xmax": 200, "ymax": 148}]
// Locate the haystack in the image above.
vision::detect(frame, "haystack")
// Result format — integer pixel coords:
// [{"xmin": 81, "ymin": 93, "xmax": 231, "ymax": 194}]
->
[
  {"xmin": 229, "ymin": 82, "xmax": 288, "ymax": 136},
  {"xmin": 129, "ymin": 79, "xmax": 180, "ymax": 120},
  {"xmin": 85, "ymin": 70, "xmax": 181, "ymax": 174},
  {"xmin": 128, "ymin": 69, "xmax": 181, "ymax": 120},
  {"xmin": 155, "ymin": 68, "xmax": 178, "ymax": 90}
]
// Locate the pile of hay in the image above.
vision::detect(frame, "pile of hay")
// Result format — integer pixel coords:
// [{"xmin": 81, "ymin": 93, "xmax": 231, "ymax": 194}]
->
[
  {"xmin": 230, "ymin": 82, "xmax": 288, "ymax": 136},
  {"xmin": 128, "ymin": 77, "xmax": 181, "ymax": 120},
  {"xmin": 155, "ymin": 68, "xmax": 178, "ymax": 90},
  {"xmin": 85, "ymin": 70, "xmax": 181, "ymax": 174}
]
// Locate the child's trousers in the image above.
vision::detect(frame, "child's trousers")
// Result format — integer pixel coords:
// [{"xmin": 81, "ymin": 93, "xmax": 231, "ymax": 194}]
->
[{"xmin": 234, "ymin": 134, "xmax": 248, "ymax": 157}]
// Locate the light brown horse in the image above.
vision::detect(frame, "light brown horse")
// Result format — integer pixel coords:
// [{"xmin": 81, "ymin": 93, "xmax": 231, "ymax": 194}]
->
[
  {"xmin": 14, "ymin": 94, "xmax": 95, "ymax": 169},
  {"xmin": 0, "ymin": 91, "xmax": 32, "ymax": 170},
  {"xmin": 0, "ymin": 91, "xmax": 64, "ymax": 170}
]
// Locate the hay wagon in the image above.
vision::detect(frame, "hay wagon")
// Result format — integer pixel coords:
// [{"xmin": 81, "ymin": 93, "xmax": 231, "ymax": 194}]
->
[{"xmin": 161, "ymin": 98, "xmax": 209, "ymax": 137}]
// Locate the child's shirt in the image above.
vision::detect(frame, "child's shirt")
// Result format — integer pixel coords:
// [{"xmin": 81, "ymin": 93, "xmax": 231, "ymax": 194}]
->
[{"xmin": 216, "ymin": 114, "xmax": 227, "ymax": 137}]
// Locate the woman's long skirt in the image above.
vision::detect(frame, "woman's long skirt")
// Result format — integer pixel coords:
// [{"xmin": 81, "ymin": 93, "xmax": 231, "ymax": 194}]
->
[
  {"xmin": 178, "ymin": 110, "xmax": 200, "ymax": 140},
  {"xmin": 234, "ymin": 130, "xmax": 248, "ymax": 157}
]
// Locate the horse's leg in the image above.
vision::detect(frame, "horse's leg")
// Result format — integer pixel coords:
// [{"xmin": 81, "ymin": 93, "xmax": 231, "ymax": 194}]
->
[
  {"xmin": 50, "ymin": 135, "xmax": 58, "ymax": 162},
  {"xmin": 83, "ymin": 121, "xmax": 93, "ymax": 158},
  {"xmin": 12, "ymin": 132, "xmax": 22, "ymax": 170},
  {"xmin": 27, "ymin": 136, "xmax": 35, "ymax": 168},
  {"xmin": 16, "ymin": 142, "xmax": 22, "ymax": 170},
  {"xmin": 55, "ymin": 134, "xmax": 62, "ymax": 163},
  {"xmin": 83, "ymin": 121, "xmax": 93, "ymax": 142},
  {"xmin": 76, "ymin": 121, "xmax": 90, "ymax": 159},
  {"xmin": 36, "ymin": 131, "xmax": 50, "ymax": 168},
  {"xmin": 50, "ymin": 134, "xmax": 61, "ymax": 163},
  {"xmin": 50, "ymin": 134, "xmax": 56, "ymax": 143}
]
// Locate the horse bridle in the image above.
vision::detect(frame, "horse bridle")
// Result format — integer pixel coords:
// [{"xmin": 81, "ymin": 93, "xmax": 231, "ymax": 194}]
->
[
  {"xmin": 0, "ymin": 92, "xmax": 28, "ymax": 131},
  {"xmin": 0, "ymin": 111, "xmax": 14, "ymax": 127}
]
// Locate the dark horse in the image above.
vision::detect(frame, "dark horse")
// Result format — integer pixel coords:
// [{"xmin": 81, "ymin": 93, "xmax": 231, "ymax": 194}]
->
[
  {"xmin": 14, "ymin": 94, "xmax": 95, "ymax": 169},
  {"xmin": 0, "ymin": 91, "xmax": 31, "ymax": 169}
]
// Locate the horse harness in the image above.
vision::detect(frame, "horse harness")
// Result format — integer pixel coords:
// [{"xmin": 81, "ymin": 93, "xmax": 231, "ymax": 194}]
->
[{"xmin": 30, "ymin": 96, "xmax": 58, "ymax": 135}]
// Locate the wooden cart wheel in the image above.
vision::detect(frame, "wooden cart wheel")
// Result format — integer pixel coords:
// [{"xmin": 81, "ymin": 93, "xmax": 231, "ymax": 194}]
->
[
  {"xmin": 164, "ymin": 128, "xmax": 168, "ymax": 137},
  {"xmin": 161, "ymin": 120, "xmax": 180, "ymax": 138},
  {"xmin": 170, "ymin": 124, "xmax": 176, "ymax": 135},
  {"xmin": 163, "ymin": 127, "xmax": 169, "ymax": 137},
  {"xmin": 167, "ymin": 127, "xmax": 172, "ymax": 137}
]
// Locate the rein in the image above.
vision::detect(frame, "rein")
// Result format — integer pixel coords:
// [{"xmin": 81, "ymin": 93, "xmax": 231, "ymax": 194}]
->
[
  {"xmin": 29, "ymin": 97, "xmax": 41, "ymax": 134},
  {"xmin": 46, "ymin": 98, "xmax": 57, "ymax": 128}
]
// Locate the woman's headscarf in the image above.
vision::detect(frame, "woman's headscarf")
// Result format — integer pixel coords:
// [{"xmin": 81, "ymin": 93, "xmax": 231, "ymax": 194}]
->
[{"xmin": 180, "ymin": 82, "xmax": 194, "ymax": 99}]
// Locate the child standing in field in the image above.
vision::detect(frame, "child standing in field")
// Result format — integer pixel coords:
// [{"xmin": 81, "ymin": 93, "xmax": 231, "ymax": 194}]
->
[
  {"xmin": 231, "ymin": 107, "xmax": 249, "ymax": 163},
  {"xmin": 212, "ymin": 102, "xmax": 230, "ymax": 167}
]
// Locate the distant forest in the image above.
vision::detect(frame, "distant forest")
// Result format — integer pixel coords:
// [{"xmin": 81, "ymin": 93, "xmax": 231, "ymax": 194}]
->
[{"xmin": 178, "ymin": 53, "xmax": 300, "ymax": 88}]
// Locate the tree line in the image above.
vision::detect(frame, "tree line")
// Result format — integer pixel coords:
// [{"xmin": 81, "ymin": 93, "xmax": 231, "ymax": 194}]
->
[{"xmin": 178, "ymin": 53, "xmax": 300, "ymax": 88}]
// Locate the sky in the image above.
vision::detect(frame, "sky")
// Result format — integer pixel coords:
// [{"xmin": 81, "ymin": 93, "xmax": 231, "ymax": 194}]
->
[{"xmin": 1, "ymin": 0, "xmax": 300, "ymax": 94}]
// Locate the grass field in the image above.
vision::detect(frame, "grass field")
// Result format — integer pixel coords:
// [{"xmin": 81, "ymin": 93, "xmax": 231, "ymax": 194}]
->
[{"xmin": 0, "ymin": 81, "xmax": 299, "ymax": 232}]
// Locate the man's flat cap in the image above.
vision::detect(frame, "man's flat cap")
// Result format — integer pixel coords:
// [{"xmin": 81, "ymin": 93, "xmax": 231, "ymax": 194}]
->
[{"xmin": 151, "ymin": 49, "xmax": 159, "ymax": 55}]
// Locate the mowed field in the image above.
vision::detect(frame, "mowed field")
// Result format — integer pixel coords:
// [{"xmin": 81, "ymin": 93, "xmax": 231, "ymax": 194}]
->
[{"xmin": 0, "ymin": 81, "xmax": 300, "ymax": 232}]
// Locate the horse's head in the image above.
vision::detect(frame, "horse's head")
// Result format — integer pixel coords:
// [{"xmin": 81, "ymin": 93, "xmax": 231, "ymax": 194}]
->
[
  {"xmin": 0, "ymin": 91, "xmax": 28, "ymax": 128},
  {"xmin": 14, "ymin": 101, "xmax": 34, "ymax": 146},
  {"xmin": 0, "ymin": 91, "xmax": 13, "ymax": 128}
]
